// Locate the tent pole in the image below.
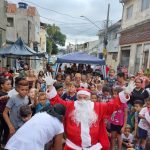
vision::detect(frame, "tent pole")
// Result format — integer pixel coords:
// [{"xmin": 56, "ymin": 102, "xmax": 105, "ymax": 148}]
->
[{"xmin": 55, "ymin": 63, "xmax": 59, "ymax": 79}]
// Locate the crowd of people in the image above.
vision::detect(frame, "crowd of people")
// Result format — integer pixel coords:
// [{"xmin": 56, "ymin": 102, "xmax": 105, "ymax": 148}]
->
[{"xmin": 0, "ymin": 63, "xmax": 150, "ymax": 150}]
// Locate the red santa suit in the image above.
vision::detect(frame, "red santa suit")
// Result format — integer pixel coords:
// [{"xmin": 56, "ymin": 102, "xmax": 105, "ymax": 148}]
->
[{"xmin": 47, "ymin": 87, "xmax": 129, "ymax": 150}]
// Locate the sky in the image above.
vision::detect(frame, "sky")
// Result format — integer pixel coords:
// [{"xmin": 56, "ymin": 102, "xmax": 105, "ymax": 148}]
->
[{"xmin": 8, "ymin": 0, "xmax": 123, "ymax": 45}]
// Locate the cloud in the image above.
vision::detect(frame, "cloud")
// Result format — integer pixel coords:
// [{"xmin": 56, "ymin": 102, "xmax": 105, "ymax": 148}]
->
[{"xmin": 9, "ymin": 0, "xmax": 122, "ymax": 43}]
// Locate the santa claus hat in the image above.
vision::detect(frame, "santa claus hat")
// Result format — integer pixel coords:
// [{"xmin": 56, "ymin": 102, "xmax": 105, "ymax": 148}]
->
[{"xmin": 77, "ymin": 88, "xmax": 91, "ymax": 97}]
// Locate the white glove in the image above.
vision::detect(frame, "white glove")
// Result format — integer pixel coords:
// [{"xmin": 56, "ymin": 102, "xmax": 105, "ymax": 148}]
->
[
  {"xmin": 43, "ymin": 73, "xmax": 56, "ymax": 86},
  {"xmin": 124, "ymin": 81, "xmax": 135, "ymax": 95}
]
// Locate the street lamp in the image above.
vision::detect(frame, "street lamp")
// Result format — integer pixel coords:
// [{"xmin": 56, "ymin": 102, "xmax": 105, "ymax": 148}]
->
[{"xmin": 80, "ymin": 16, "xmax": 101, "ymax": 30}]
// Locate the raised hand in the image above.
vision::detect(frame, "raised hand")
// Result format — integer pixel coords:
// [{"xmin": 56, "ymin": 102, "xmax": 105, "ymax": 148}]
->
[
  {"xmin": 43, "ymin": 72, "xmax": 56, "ymax": 86},
  {"xmin": 124, "ymin": 81, "xmax": 136, "ymax": 95}
]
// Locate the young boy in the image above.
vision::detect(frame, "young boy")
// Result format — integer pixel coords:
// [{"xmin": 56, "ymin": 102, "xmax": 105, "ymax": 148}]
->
[
  {"xmin": 121, "ymin": 125, "xmax": 134, "ymax": 149},
  {"xmin": 19, "ymin": 105, "xmax": 32, "ymax": 123},
  {"xmin": 61, "ymin": 82, "xmax": 77, "ymax": 101},
  {"xmin": 98, "ymin": 86, "xmax": 112, "ymax": 102},
  {"xmin": 3, "ymin": 80, "xmax": 29, "ymax": 136},
  {"xmin": 35, "ymin": 92, "xmax": 50, "ymax": 113},
  {"xmin": 134, "ymin": 100, "xmax": 143, "ymax": 142}
]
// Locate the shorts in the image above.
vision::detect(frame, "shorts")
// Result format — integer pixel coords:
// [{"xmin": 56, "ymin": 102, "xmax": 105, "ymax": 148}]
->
[
  {"xmin": 110, "ymin": 123, "xmax": 123, "ymax": 134},
  {"xmin": 138, "ymin": 127, "xmax": 148, "ymax": 139}
]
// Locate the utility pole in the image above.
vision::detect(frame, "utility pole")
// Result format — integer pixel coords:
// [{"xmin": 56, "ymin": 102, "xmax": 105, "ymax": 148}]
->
[{"xmin": 103, "ymin": 3, "xmax": 110, "ymax": 60}]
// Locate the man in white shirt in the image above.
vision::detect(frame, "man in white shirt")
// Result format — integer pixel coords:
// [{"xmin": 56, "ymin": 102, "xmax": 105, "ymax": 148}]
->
[{"xmin": 5, "ymin": 104, "xmax": 66, "ymax": 150}]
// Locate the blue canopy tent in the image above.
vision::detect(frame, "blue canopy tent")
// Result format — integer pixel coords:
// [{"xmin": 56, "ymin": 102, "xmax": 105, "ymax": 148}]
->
[
  {"xmin": 56, "ymin": 52, "xmax": 106, "ymax": 78},
  {"xmin": 0, "ymin": 37, "xmax": 44, "ymax": 57}
]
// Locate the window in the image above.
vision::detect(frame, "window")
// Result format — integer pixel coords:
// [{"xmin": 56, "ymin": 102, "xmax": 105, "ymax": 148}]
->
[
  {"xmin": 7, "ymin": 17, "xmax": 14, "ymax": 27},
  {"xmin": 126, "ymin": 5, "xmax": 133, "ymax": 19},
  {"xmin": 141, "ymin": 0, "xmax": 150, "ymax": 11},
  {"xmin": 120, "ymin": 48, "xmax": 130, "ymax": 67},
  {"xmin": 134, "ymin": 45, "xmax": 142, "ymax": 73},
  {"xmin": 143, "ymin": 50, "xmax": 149, "ymax": 68}
]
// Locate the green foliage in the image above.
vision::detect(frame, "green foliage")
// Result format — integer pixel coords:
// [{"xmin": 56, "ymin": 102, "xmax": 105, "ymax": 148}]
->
[{"xmin": 46, "ymin": 24, "xmax": 66, "ymax": 55}]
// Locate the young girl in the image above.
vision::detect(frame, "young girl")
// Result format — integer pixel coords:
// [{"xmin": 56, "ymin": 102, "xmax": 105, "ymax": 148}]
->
[
  {"xmin": 28, "ymin": 88, "xmax": 38, "ymax": 115},
  {"xmin": 110, "ymin": 87, "xmax": 128, "ymax": 150},
  {"xmin": 91, "ymin": 92, "xmax": 98, "ymax": 102},
  {"xmin": 0, "ymin": 78, "xmax": 12, "ymax": 146}
]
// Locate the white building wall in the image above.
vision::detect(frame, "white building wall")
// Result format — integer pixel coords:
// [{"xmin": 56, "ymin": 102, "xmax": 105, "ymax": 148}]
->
[
  {"xmin": 122, "ymin": 0, "xmax": 150, "ymax": 29},
  {"xmin": 120, "ymin": 0, "xmax": 150, "ymax": 74},
  {"xmin": 39, "ymin": 28, "xmax": 46, "ymax": 52}
]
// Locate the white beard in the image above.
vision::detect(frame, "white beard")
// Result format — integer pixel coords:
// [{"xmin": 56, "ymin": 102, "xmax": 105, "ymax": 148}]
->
[{"xmin": 71, "ymin": 100, "xmax": 98, "ymax": 127}]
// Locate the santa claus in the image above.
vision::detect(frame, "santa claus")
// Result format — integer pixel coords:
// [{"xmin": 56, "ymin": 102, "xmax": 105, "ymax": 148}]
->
[{"xmin": 44, "ymin": 73, "xmax": 135, "ymax": 150}]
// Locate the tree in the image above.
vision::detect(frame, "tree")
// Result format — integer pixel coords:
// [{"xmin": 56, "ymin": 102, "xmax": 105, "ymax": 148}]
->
[{"xmin": 46, "ymin": 24, "xmax": 66, "ymax": 55}]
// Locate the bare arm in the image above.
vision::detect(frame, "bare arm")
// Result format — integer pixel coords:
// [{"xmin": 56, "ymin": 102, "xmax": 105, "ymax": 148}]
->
[
  {"xmin": 3, "ymin": 107, "xmax": 16, "ymax": 134},
  {"xmin": 139, "ymin": 114, "xmax": 145, "ymax": 119},
  {"xmin": 0, "ymin": 96, "xmax": 9, "ymax": 101},
  {"xmin": 122, "ymin": 107, "xmax": 128, "ymax": 132},
  {"xmin": 53, "ymin": 133, "xmax": 63, "ymax": 150}
]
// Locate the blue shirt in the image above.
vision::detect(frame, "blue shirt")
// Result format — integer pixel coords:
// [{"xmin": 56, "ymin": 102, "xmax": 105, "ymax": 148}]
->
[
  {"xmin": 35, "ymin": 100, "xmax": 50, "ymax": 113},
  {"xmin": 61, "ymin": 93, "xmax": 77, "ymax": 101}
]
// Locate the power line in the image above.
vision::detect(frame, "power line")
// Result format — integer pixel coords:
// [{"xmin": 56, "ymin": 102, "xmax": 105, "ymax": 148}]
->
[
  {"xmin": 10, "ymin": 0, "xmax": 107, "ymax": 27},
  {"xmin": 21, "ymin": 0, "xmax": 84, "ymax": 20}
]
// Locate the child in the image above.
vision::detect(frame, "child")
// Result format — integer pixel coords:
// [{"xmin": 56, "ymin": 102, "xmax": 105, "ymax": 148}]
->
[
  {"xmin": 8, "ymin": 77, "xmax": 26, "ymax": 97},
  {"xmin": 61, "ymin": 82, "xmax": 77, "ymax": 101},
  {"xmin": 134, "ymin": 100, "xmax": 144, "ymax": 149},
  {"xmin": 53, "ymin": 83, "xmax": 64, "ymax": 97},
  {"xmin": 28, "ymin": 88, "xmax": 38, "ymax": 115},
  {"xmin": 37, "ymin": 75, "xmax": 46, "ymax": 92},
  {"xmin": 121, "ymin": 125, "xmax": 134, "ymax": 149},
  {"xmin": 105, "ymin": 69, "xmax": 116, "ymax": 88},
  {"xmin": 96, "ymin": 83, "xmax": 103, "ymax": 95},
  {"xmin": 35, "ymin": 92, "xmax": 50, "ymax": 113},
  {"xmin": 19, "ymin": 105, "xmax": 32, "ymax": 123},
  {"xmin": 80, "ymin": 74, "xmax": 88, "ymax": 88},
  {"xmin": 110, "ymin": 87, "xmax": 128, "ymax": 150},
  {"xmin": 91, "ymin": 92, "xmax": 98, "ymax": 102},
  {"xmin": 138, "ymin": 98, "xmax": 150, "ymax": 150},
  {"xmin": 3, "ymin": 80, "xmax": 29, "ymax": 136},
  {"xmin": 0, "ymin": 78, "xmax": 12, "ymax": 145},
  {"xmin": 98, "ymin": 86, "xmax": 112, "ymax": 102},
  {"xmin": 55, "ymin": 74, "xmax": 63, "ymax": 84},
  {"xmin": 89, "ymin": 84, "xmax": 97, "ymax": 93}
]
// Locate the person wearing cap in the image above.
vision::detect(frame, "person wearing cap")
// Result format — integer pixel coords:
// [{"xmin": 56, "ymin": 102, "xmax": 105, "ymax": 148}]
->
[
  {"xmin": 5, "ymin": 104, "xmax": 66, "ymax": 150},
  {"xmin": 44, "ymin": 73, "xmax": 135, "ymax": 150}
]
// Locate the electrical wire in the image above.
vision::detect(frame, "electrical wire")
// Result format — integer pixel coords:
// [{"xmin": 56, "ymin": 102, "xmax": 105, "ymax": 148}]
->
[
  {"xmin": 21, "ymin": 0, "xmax": 84, "ymax": 20},
  {"xmin": 9, "ymin": 0, "xmax": 106, "ymax": 27}
]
